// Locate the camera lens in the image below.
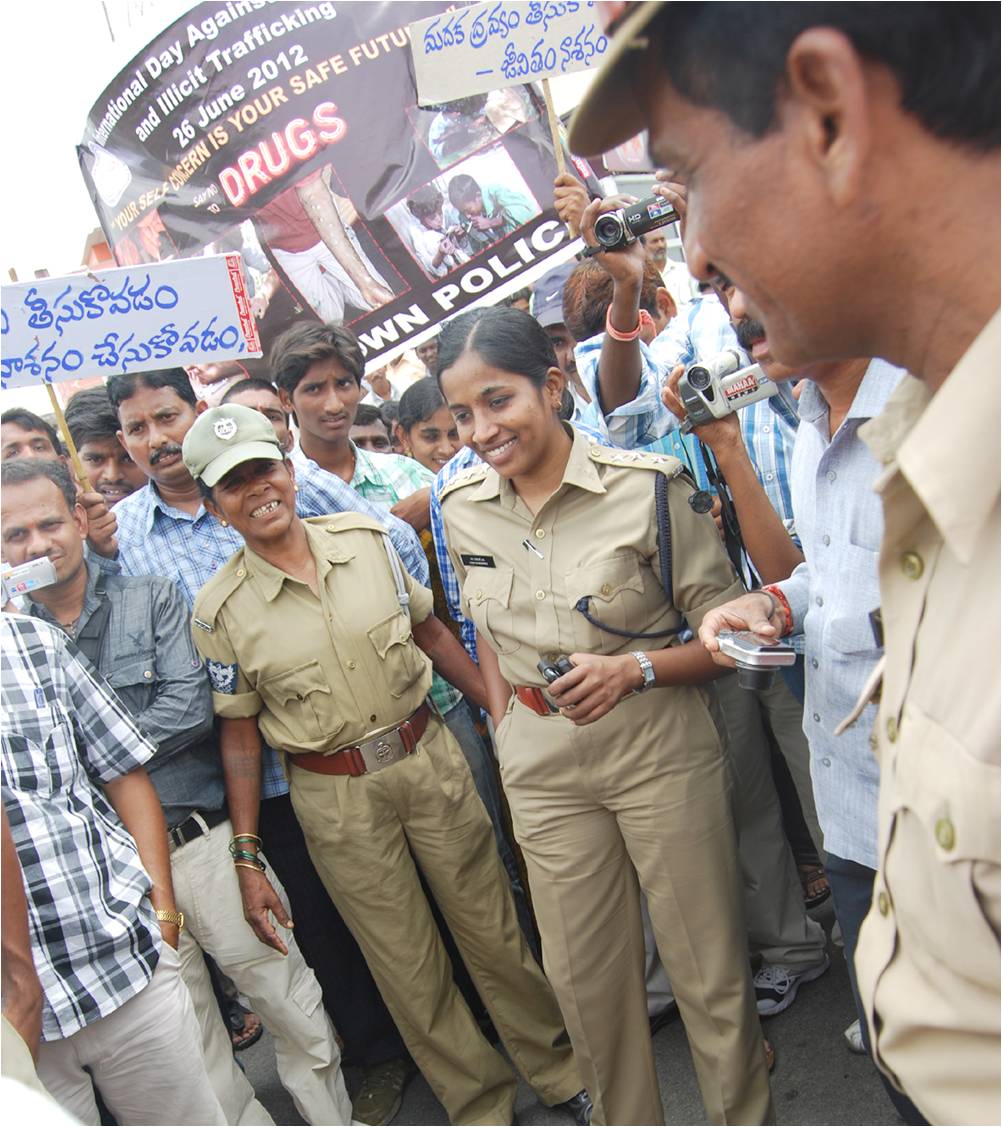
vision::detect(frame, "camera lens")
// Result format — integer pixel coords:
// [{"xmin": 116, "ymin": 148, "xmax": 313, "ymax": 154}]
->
[
  {"xmin": 687, "ymin": 365, "xmax": 712, "ymax": 392},
  {"xmin": 594, "ymin": 213, "xmax": 626, "ymax": 248},
  {"xmin": 736, "ymin": 665, "xmax": 775, "ymax": 691}
]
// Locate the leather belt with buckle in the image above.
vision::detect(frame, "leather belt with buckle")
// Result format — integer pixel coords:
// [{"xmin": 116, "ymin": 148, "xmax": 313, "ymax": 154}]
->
[
  {"xmin": 514, "ymin": 685, "xmax": 559, "ymax": 716},
  {"xmin": 167, "ymin": 806, "xmax": 229, "ymax": 852},
  {"xmin": 290, "ymin": 704, "xmax": 430, "ymax": 777}
]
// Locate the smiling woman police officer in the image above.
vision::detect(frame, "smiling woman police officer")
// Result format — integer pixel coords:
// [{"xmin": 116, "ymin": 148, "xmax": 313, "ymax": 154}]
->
[
  {"xmin": 437, "ymin": 306, "xmax": 771, "ymax": 1126},
  {"xmin": 183, "ymin": 404, "xmax": 588, "ymax": 1127}
]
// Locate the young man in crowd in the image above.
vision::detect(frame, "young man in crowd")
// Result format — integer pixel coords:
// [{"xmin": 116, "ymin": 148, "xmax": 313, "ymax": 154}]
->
[
  {"xmin": 93, "ymin": 365, "xmax": 427, "ymax": 1123},
  {"xmin": 350, "ymin": 405, "xmax": 395, "ymax": 454},
  {"xmin": 1, "ymin": 610, "xmax": 225, "ymax": 1125},
  {"xmin": 568, "ymin": 5, "xmax": 999, "ymax": 1121},
  {"xmin": 64, "ymin": 386, "xmax": 148, "ymax": 504},
  {"xmin": 272, "ymin": 323, "xmax": 432, "ymax": 533},
  {"xmin": 2, "ymin": 456, "xmax": 357, "ymax": 1125},
  {"xmin": 221, "ymin": 378, "xmax": 295, "ymax": 453},
  {"xmin": 1, "ymin": 409, "xmax": 64, "ymax": 463}
]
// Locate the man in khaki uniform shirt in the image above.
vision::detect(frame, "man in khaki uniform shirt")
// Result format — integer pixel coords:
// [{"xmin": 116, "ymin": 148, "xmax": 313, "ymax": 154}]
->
[
  {"xmin": 567, "ymin": 5, "xmax": 1000, "ymax": 1121},
  {"xmin": 441, "ymin": 430, "xmax": 771, "ymax": 1127},
  {"xmin": 185, "ymin": 405, "xmax": 586, "ymax": 1127}
]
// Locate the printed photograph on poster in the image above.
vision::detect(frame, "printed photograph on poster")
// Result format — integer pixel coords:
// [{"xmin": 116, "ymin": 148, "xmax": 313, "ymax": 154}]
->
[
  {"xmin": 247, "ymin": 163, "xmax": 409, "ymax": 326},
  {"xmin": 386, "ymin": 146, "xmax": 539, "ymax": 280},
  {"xmin": 408, "ymin": 87, "xmax": 535, "ymax": 170}
]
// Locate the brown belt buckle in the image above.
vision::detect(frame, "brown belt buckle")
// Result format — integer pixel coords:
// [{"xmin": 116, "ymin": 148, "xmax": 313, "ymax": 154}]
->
[{"xmin": 357, "ymin": 726, "xmax": 410, "ymax": 774}]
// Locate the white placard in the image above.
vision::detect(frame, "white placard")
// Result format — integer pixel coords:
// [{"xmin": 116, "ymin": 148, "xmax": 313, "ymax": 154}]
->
[
  {"xmin": 0, "ymin": 254, "xmax": 262, "ymax": 390},
  {"xmin": 411, "ymin": 1, "xmax": 609, "ymax": 106}
]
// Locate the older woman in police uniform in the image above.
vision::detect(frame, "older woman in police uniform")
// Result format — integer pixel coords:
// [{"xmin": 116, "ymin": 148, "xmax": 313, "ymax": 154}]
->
[
  {"xmin": 183, "ymin": 404, "xmax": 587, "ymax": 1127},
  {"xmin": 437, "ymin": 306, "xmax": 771, "ymax": 1126}
]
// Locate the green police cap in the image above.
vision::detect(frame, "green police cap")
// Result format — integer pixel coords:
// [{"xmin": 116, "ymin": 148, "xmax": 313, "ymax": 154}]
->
[
  {"xmin": 182, "ymin": 404, "xmax": 283, "ymax": 487},
  {"xmin": 567, "ymin": 2, "xmax": 667, "ymax": 157}
]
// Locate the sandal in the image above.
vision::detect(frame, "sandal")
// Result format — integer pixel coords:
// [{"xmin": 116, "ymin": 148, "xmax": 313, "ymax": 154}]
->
[
  {"xmin": 763, "ymin": 1037, "xmax": 776, "ymax": 1073},
  {"xmin": 229, "ymin": 1003, "xmax": 264, "ymax": 1051},
  {"xmin": 798, "ymin": 863, "xmax": 831, "ymax": 909}
]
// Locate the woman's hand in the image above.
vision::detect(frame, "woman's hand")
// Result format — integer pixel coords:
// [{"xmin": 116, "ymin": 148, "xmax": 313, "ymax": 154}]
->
[{"xmin": 547, "ymin": 652, "xmax": 643, "ymax": 726}]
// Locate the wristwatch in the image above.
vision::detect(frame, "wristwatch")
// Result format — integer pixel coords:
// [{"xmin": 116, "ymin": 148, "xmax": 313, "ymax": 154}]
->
[
  {"xmin": 154, "ymin": 908, "xmax": 185, "ymax": 931},
  {"xmin": 629, "ymin": 651, "xmax": 656, "ymax": 693}
]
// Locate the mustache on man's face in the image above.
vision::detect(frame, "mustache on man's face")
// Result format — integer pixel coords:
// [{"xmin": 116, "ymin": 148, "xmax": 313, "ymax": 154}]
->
[
  {"xmin": 149, "ymin": 443, "xmax": 184, "ymax": 465},
  {"xmin": 735, "ymin": 317, "xmax": 767, "ymax": 353}
]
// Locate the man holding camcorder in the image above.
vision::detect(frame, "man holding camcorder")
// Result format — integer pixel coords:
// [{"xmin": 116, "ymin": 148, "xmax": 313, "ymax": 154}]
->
[{"xmin": 569, "ymin": 4, "xmax": 999, "ymax": 1123}]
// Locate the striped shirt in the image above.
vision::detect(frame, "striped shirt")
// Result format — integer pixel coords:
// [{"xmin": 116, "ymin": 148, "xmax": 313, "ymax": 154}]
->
[{"xmin": 1, "ymin": 615, "xmax": 161, "ymax": 1040}]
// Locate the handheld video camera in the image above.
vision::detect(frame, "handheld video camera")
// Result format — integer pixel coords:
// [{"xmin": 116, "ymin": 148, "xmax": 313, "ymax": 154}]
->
[
  {"xmin": 717, "ymin": 630, "xmax": 796, "ymax": 691},
  {"xmin": 594, "ymin": 195, "xmax": 680, "ymax": 251},
  {"xmin": 677, "ymin": 350, "xmax": 778, "ymax": 433},
  {"xmin": 2, "ymin": 556, "xmax": 58, "ymax": 605}
]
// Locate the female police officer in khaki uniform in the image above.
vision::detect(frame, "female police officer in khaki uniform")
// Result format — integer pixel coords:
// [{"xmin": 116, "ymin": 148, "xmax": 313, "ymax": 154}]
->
[
  {"xmin": 437, "ymin": 307, "xmax": 772, "ymax": 1126},
  {"xmin": 183, "ymin": 403, "xmax": 587, "ymax": 1126}
]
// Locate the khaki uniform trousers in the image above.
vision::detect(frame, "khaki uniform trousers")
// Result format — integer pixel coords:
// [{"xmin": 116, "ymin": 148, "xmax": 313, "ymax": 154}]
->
[
  {"xmin": 170, "ymin": 817, "xmax": 352, "ymax": 1126},
  {"xmin": 289, "ymin": 713, "xmax": 582, "ymax": 1126},
  {"xmin": 497, "ymin": 685, "xmax": 773, "ymax": 1127}
]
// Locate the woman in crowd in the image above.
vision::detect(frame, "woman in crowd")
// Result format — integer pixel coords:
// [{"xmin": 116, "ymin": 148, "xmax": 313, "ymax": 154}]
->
[
  {"xmin": 437, "ymin": 306, "xmax": 772, "ymax": 1127},
  {"xmin": 395, "ymin": 378, "xmax": 463, "ymax": 475}
]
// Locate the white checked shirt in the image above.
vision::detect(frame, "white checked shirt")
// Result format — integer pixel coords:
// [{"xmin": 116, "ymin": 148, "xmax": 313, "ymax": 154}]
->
[{"xmin": 1, "ymin": 615, "xmax": 161, "ymax": 1040}]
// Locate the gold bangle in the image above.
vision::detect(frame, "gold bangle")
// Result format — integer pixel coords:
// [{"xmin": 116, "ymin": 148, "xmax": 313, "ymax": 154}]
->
[
  {"xmin": 233, "ymin": 861, "xmax": 265, "ymax": 874},
  {"xmin": 154, "ymin": 908, "xmax": 184, "ymax": 930}
]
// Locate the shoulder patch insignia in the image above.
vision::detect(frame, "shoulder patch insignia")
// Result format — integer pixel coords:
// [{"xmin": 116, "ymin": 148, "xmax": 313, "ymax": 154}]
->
[
  {"xmin": 206, "ymin": 659, "xmax": 238, "ymax": 694},
  {"xmin": 193, "ymin": 618, "xmax": 214, "ymax": 633}
]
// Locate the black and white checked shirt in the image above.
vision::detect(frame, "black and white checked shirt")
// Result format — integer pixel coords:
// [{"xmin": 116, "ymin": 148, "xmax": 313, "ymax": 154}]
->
[{"xmin": 1, "ymin": 614, "xmax": 161, "ymax": 1040}]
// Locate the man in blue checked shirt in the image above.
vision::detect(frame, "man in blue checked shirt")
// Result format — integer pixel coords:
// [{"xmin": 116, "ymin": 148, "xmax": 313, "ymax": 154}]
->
[{"xmin": 94, "ymin": 365, "xmax": 421, "ymax": 1123}]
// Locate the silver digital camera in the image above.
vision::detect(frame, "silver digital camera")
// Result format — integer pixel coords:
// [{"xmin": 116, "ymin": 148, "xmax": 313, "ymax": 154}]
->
[
  {"xmin": 717, "ymin": 630, "xmax": 796, "ymax": 691},
  {"xmin": 2, "ymin": 556, "xmax": 58, "ymax": 604},
  {"xmin": 677, "ymin": 350, "xmax": 778, "ymax": 433}
]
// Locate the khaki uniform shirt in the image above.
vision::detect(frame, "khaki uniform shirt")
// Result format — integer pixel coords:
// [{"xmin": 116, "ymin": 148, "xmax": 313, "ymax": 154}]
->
[
  {"xmin": 191, "ymin": 516, "xmax": 434, "ymax": 754},
  {"xmin": 854, "ymin": 311, "xmax": 1000, "ymax": 1124},
  {"xmin": 439, "ymin": 427, "xmax": 744, "ymax": 687}
]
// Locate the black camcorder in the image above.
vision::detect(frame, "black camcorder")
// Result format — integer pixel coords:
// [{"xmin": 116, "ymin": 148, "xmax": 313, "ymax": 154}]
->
[{"xmin": 593, "ymin": 196, "xmax": 680, "ymax": 251}]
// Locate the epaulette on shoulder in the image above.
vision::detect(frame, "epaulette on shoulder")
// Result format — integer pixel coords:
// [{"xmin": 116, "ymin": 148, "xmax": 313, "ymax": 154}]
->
[
  {"xmin": 438, "ymin": 463, "xmax": 491, "ymax": 502},
  {"xmin": 303, "ymin": 513, "xmax": 386, "ymax": 536},
  {"xmin": 586, "ymin": 445, "xmax": 685, "ymax": 477},
  {"xmin": 192, "ymin": 553, "xmax": 249, "ymax": 631}
]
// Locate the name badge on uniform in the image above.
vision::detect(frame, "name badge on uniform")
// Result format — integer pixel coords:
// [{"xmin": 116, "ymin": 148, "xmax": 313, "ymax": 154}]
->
[{"xmin": 460, "ymin": 553, "xmax": 496, "ymax": 569}]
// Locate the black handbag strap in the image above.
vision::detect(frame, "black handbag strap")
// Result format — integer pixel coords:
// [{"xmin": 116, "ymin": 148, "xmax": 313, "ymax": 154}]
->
[{"xmin": 73, "ymin": 573, "xmax": 112, "ymax": 668}]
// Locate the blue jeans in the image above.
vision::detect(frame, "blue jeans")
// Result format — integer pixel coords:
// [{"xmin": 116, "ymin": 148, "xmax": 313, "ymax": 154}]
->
[{"xmin": 825, "ymin": 853, "xmax": 927, "ymax": 1125}]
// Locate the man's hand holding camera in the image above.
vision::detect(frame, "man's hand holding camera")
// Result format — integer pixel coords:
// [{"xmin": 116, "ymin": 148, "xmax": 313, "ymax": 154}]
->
[{"xmin": 698, "ymin": 591, "xmax": 786, "ymax": 669}]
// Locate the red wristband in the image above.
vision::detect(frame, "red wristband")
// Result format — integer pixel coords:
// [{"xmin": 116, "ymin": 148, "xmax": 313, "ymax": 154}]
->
[
  {"xmin": 605, "ymin": 306, "xmax": 643, "ymax": 342},
  {"xmin": 761, "ymin": 585, "xmax": 794, "ymax": 637}
]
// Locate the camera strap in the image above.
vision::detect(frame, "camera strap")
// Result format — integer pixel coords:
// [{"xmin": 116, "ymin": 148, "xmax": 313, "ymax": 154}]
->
[
  {"xmin": 572, "ymin": 470, "xmax": 684, "ymax": 641},
  {"xmin": 697, "ymin": 440, "xmax": 761, "ymax": 590}
]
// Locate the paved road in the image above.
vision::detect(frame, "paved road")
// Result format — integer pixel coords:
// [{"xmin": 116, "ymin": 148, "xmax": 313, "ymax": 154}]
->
[{"xmin": 238, "ymin": 897, "xmax": 903, "ymax": 1125}]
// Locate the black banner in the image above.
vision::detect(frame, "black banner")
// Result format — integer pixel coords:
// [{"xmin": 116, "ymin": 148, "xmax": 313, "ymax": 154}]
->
[{"xmin": 78, "ymin": 0, "xmax": 597, "ymax": 368}]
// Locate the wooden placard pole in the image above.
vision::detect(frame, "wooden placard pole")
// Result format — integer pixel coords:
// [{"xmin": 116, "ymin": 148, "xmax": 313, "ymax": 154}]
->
[
  {"xmin": 541, "ymin": 78, "xmax": 579, "ymax": 238},
  {"xmin": 44, "ymin": 383, "xmax": 94, "ymax": 493}
]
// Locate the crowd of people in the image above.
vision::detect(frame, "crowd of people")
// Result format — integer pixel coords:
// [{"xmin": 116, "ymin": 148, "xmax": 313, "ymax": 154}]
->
[{"xmin": 1, "ymin": 5, "xmax": 998, "ymax": 1127}]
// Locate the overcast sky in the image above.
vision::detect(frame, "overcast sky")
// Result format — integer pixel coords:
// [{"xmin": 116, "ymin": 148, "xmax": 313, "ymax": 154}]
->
[{"xmin": 0, "ymin": 0, "xmax": 191, "ymax": 280}]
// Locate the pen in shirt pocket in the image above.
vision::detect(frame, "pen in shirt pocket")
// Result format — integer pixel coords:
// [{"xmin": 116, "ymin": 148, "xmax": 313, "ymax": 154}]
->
[{"xmin": 521, "ymin": 537, "xmax": 544, "ymax": 559}]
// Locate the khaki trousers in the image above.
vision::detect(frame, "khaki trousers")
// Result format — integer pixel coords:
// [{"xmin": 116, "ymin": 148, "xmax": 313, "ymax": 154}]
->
[
  {"xmin": 35, "ymin": 943, "xmax": 227, "ymax": 1125},
  {"xmin": 289, "ymin": 713, "xmax": 582, "ymax": 1125},
  {"xmin": 497, "ymin": 685, "xmax": 773, "ymax": 1127},
  {"xmin": 171, "ymin": 817, "xmax": 352, "ymax": 1126}
]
